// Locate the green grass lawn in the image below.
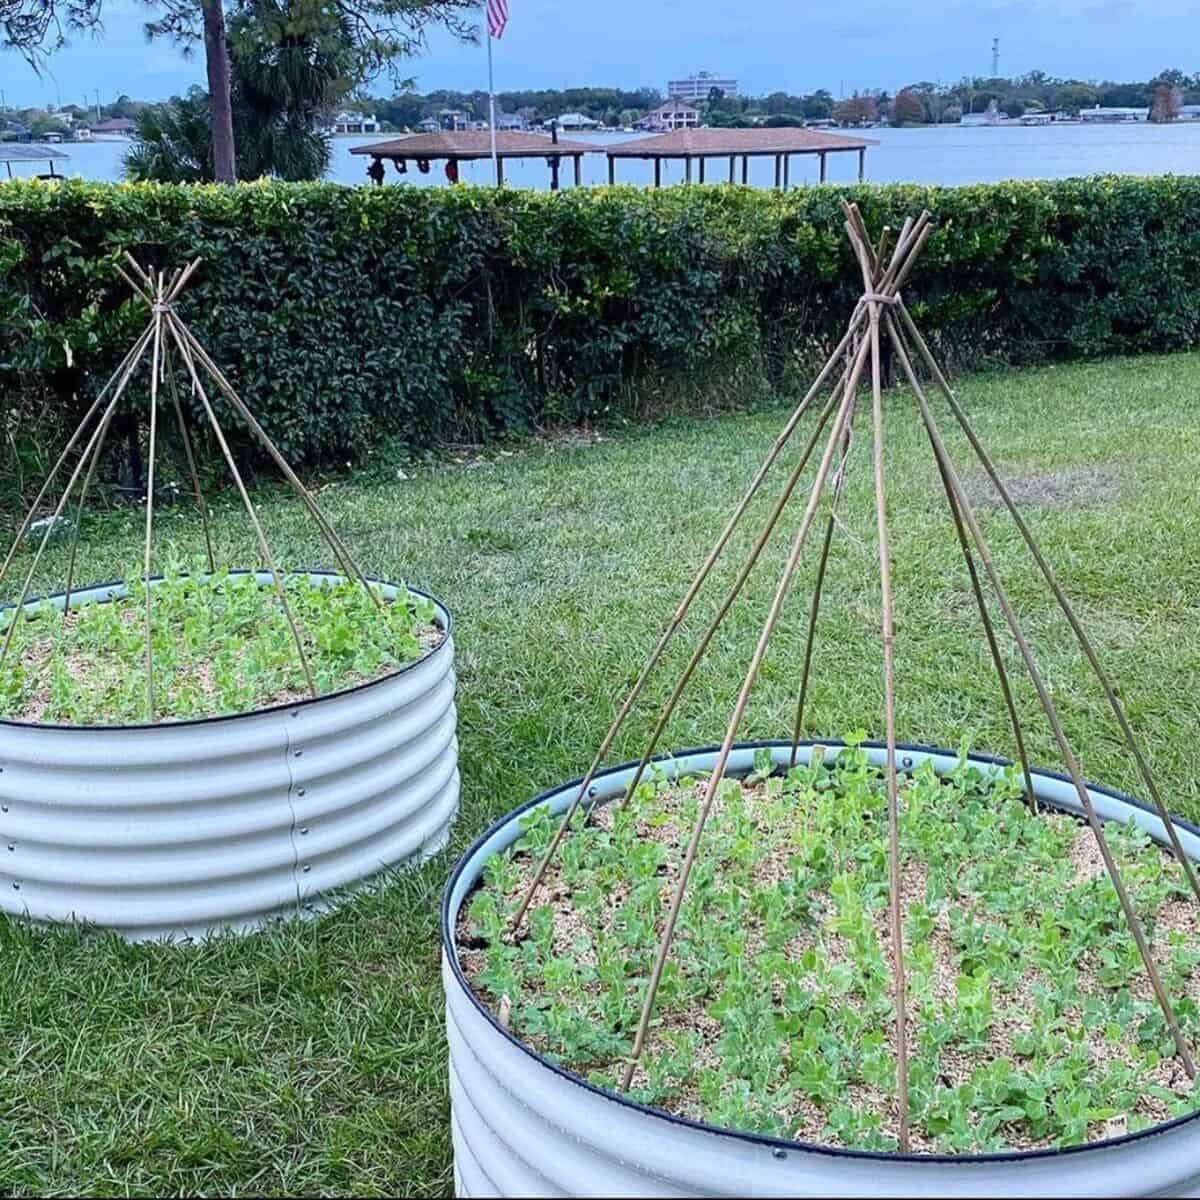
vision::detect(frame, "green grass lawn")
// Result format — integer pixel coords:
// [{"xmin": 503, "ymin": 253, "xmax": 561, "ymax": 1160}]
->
[{"xmin": 3, "ymin": 350, "xmax": 1200, "ymax": 1194}]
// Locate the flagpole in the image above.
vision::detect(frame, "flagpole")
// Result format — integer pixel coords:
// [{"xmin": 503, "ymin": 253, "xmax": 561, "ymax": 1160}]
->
[{"xmin": 486, "ymin": 10, "xmax": 499, "ymax": 185}]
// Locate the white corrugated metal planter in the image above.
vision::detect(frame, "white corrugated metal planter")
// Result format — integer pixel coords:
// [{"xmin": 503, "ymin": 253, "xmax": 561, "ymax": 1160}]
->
[
  {"xmin": 443, "ymin": 740, "xmax": 1200, "ymax": 1198},
  {"xmin": 0, "ymin": 570, "xmax": 458, "ymax": 942}
]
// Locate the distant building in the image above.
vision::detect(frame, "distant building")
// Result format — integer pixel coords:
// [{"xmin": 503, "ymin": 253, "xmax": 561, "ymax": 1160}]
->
[
  {"xmin": 960, "ymin": 100, "xmax": 1002, "ymax": 127},
  {"xmin": 417, "ymin": 116, "xmax": 441, "ymax": 133},
  {"xmin": 1079, "ymin": 105, "xmax": 1147, "ymax": 122},
  {"xmin": 636, "ymin": 100, "xmax": 700, "ymax": 131},
  {"xmin": 668, "ymin": 71, "xmax": 738, "ymax": 100},
  {"xmin": 556, "ymin": 112, "xmax": 601, "ymax": 130},
  {"xmin": 1179, "ymin": 104, "xmax": 1200, "ymax": 121},
  {"xmin": 494, "ymin": 112, "xmax": 528, "ymax": 131},
  {"xmin": 438, "ymin": 109, "xmax": 471, "ymax": 131},
  {"xmin": 331, "ymin": 111, "xmax": 379, "ymax": 134},
  {"xmin": 90, "ymin": 117, "xmax": 136, "ymax": 137}
]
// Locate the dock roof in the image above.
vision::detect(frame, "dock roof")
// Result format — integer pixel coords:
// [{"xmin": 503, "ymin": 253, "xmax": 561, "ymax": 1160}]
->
[
  {"xmin": 1, "ymin": 143, "xmax": 70, "ymax": 178},
  {"xmin": 351, "ymin": 131, "xmax": 597, "ymax": 162},
  {"xmin": 606, "ymin": 128, "xmax": 877, "ymax": 157},
  {"xmin": 1, "ymin": 143, "xmax": 70, "ymax": 163}
]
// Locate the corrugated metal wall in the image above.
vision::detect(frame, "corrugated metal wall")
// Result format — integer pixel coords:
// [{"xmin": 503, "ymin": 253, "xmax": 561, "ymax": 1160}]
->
[{"xmin": 0, "ymin": 580, "xmax": 457, "ymax": 941}]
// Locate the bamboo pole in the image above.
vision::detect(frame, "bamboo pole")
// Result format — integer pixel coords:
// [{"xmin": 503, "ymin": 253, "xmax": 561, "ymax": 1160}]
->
[
  {"xmin": 0, "ymin": 325, "xmax": 155, "ymax": 596},
  {"xmin": 619, "ymin": 355, "xmax": 863, "ymax": 1093},
  {"xmin": 787, "ymin": 511, "xmax": 836, "ymax": 763},
  {"xmin": 118, "ymin": 253, "xmax": 154, "ymax": 297},
  {"xmin": 0, "ymin": 324, "xmax": 155, "ymax": 667},
  {"xmin": 885, "ymin": 314, "xmax": 1196, "ymax": 1079},
  {"xmin": 865, "ymin": 291, "xmax": 909, "ymax": 1153},
  {"xmin": 789, "ymin": 386, "xmax": 858, "ymax": 766},
  {"xmin": 928, "ymin": 427, "xmax": 1037, "ymax": 812},
  {"xmin": 141, "ymin": 271, "xmax": 165, "ymax": 719},
  {"xmin": 163, "ymin": 256, "xmax": 202, "ymax": 304},
  {"xmin": 62, "ymin": 400, "xmax": 120, "ymax": 614},
  {"xmin": 895, "ymin": 301, "xmax": 1200, "ymax": 908},
  {"xmin": 874, "ymin": 226, "xmax": 892, "ymax": 271},
  {"xmin": 843, "ymin": 212, "xmax": 910, "ymax": 1150},
  {"xmin": 165, "ymin": 319, "xmax": 317, "ymax": 700},
  {"xmin": 163, "ymin": 339, "xmax": 216, "ymax": 575},
  {"xmin": 169, "ymin": 318, "xmax": 382, "ymax": 611}
]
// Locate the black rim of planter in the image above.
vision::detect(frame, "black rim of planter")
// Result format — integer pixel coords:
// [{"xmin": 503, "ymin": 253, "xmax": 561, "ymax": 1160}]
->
[
  {"xmin": 0, "ymin": 568, "xmax": 453, "ymax": 732},
  {"xmin": 442, "ymin": 738, "xmax": 1200, "ymax": 1165}
]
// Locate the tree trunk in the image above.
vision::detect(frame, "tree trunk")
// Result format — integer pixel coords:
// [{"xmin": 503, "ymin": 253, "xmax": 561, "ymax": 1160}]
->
[{"xmin": 201, "ymin": 0, "xmax": 236, "ymax": 183}]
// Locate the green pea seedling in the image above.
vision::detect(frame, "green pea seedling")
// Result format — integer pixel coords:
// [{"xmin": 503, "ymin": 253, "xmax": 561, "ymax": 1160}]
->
[
  {"xmin": 461, "ymin": 745, "xmax": 1200, "ymax": 1154},
  {"xmin": 0, "ymin": 568, "xmax": 436, "ymax": 724}
]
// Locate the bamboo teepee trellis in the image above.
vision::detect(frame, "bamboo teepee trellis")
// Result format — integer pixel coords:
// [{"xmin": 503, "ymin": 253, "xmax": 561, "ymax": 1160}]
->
[
  {"xmin": 0, "ymin": 255, "xmax": 384, "ymax": 720},
  {"xmin": 509, "ymin": 203, "xmax": 1200, "ymax": 1152}
]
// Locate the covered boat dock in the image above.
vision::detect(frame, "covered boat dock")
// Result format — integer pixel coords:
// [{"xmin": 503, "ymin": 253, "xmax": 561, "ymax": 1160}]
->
[
  {"xmin": 605, "ymin": 128, "xmax": 878, "ymax": 187},
  {"xmin": 350, "ymin": 130, "xmax": 599, "ymax": 188},
  {"xmin": 1, "ymin": 143, "xmax": 70, "ymax": 180}
]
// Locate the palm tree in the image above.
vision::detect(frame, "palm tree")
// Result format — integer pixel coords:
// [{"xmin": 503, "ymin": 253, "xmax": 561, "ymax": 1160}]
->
[
  {"xmin": 124, "ymin": 90, "xmax": 213, "ymax": 183},
  {"xmin": 125, "ymin": 0, "xmax": 355, "ymax": 183}
]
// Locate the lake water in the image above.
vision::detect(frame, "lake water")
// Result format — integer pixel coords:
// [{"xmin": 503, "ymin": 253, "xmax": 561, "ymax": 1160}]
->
[{"xmin": 14, "ymin": 121, "xmax": 1200, "ymax": 189}]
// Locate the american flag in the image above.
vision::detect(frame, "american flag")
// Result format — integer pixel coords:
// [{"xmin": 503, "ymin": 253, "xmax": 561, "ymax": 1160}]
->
[{"xmin": 487, "ymin": 0, "xmax": 508, "ymax": 38}]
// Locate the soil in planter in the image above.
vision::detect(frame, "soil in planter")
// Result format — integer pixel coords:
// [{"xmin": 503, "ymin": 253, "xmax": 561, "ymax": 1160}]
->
[
  {"xmin": 0, "ymin": 571, "xmax": 442, "ymax": 725},
  {"xmin": 458, "ymin": 744, "xmax": 1200, "ymax": 1155}
]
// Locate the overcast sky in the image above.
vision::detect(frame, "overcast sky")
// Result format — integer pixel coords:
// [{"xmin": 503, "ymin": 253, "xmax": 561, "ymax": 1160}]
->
[{"xmin": 4, "ymin": 0, "xmax": 1198, "ymax": 109}]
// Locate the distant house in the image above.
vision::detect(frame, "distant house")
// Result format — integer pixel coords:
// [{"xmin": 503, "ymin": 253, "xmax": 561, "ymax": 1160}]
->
[
  {"xmin": 636, "ymin": 100, "xmax": 700, "ymax": 131},
  {"xmin": 417, "ymin": 116, "xmax": 441, "ymax": 133},
  {"xmin": 332, "ymin": 111, "xmax": 379, "ymax": 134},
  {"xmin": 961, "ymin": 101, "xmax": 1002, "ymax": 127},
  {"xmin": 494, "ymin": 112, "xmax": 527, "ymax": 131},
  {"xmin": 1079, "ymin": 105, "xmax": 1147, "ymax": 122},
  {"xmin": 556, "ymin": 111, "xmax": 601, "ymax": 130},
  {"xmin": 1180, "ymin": 104, "xmax": 1200, "ymax": 121},
  {"xmin": 90, "ymin": 117, "xmax": 136, "ymax": 137},
  {"xmin": 439, "ymin": 109, "xmax": 471, "ymax": 131}
]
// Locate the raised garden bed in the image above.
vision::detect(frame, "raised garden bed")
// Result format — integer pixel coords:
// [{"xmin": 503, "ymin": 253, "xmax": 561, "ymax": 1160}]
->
[
  {"xmin": 0, "ymin": 570, "xmax": 459, "ymax": 941},
  {"xmin": 443, "ymin": 741, "xmax": 1200, "ymax": 1197}
]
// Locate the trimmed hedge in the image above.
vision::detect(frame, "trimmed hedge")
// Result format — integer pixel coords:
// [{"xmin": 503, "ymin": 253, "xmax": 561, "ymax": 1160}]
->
[{"xmin": 3, "ymin": 175, "xmax": 1200, "ymax": 470}]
